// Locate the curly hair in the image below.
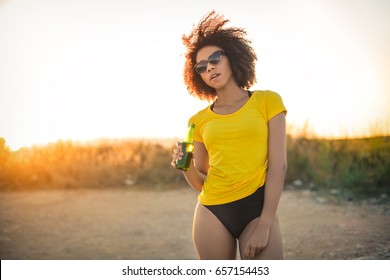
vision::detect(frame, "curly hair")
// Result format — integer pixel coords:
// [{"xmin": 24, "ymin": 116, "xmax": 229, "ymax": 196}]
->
[{"xmin": 182, "ymin": 11, "xmax": 258, "ymax": 101}]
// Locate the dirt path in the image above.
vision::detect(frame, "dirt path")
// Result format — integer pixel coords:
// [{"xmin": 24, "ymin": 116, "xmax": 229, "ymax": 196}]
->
[{"xmin": 1, "ymin": 187, "xmax": 389, "ymax": 259}]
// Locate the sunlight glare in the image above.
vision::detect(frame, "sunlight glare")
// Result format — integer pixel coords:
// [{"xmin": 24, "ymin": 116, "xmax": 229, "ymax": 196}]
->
[{"xmin": 0, "ymin": 0, "xmax": 389, "ymax": 150}]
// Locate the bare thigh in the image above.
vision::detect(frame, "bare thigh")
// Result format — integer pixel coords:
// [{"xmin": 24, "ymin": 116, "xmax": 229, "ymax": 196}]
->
[
  {"xmin": 238, "ymin": 217, "xmax": 283, "ymax": 260},
  {"xmin": 192, "ymin": 202, "xmax": 237, "ymax": 260}
]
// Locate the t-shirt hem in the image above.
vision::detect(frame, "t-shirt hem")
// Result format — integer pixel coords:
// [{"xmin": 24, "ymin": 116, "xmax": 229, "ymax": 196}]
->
[{"xmin": 198, "ymin": 184, "xmax": 265, "ymax": 206}]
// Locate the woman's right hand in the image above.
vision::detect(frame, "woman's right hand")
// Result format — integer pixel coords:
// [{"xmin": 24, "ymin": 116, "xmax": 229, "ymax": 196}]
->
[{"xmin": 171, "ymin": 142, "xmax": 184, "ymax": 168}]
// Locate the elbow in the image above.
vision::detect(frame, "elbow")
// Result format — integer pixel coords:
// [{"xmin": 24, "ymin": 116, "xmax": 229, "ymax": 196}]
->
[
  {"xmin": 283, "ymin": 162, "xmax": 288, "ymax": 174},
  {"xmin": 278, "ymin": 163, "xmax": 288, "ymax": 179},
  {"xmin": 269, "ymin": 161, "xmax": 287, "ymax": 176},
  {"xmin": 194, "ymin": 183, "xmax": 203, "ymax": 193},
  {"xmin": 187, "ymin": 179, "xmax": 203, "ymax": 192},
  {"xmin": 183, "ymin": 176, "xmax": 203, "ymax": 192}
]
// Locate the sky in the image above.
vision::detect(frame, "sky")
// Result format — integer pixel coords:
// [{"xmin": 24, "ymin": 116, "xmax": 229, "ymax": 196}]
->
[{"xmin": 0, "ymin": 0, "xmax": 389, "ymax": 150}]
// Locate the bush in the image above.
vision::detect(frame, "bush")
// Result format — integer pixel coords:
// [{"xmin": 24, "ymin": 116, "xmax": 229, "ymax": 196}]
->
[{"xmin": 286, "ymin": 136, "xmax": 390, "ymax": 200}]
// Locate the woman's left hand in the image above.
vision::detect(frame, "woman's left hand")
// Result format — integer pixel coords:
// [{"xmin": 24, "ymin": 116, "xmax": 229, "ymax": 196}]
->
[{"xmin": 244, "ymin": 220, "xmax": 271, "ymax": 259}]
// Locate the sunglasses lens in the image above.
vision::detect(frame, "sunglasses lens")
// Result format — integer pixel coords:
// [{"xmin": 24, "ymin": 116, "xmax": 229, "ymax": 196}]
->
[
  {"xmin": 194, "ymin": 51, "xmax": 223, "ymax": 74},
  {"xmin": 209, "ymin": 52, "xmax": 222, "ymax": 65},
  {"xmin": 196, "ymin": 63, "xmax": 207, "ymax": 74}
]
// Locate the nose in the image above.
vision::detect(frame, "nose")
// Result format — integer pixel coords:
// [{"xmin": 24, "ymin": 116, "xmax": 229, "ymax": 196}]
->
[{"xmin": 206, "ymin": 62, "xmax": 215, "ymax": 72}]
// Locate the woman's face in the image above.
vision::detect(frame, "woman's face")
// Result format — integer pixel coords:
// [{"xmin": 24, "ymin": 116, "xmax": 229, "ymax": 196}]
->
[{"xmin": 195, "ymin": 45, "xmax": 234, "ymax": 90}]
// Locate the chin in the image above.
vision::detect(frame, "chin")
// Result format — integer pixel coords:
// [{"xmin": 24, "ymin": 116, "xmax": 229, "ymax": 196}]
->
[{"xmin": 208, "ymin": 80, "xmax": 227, "ymax": 90}]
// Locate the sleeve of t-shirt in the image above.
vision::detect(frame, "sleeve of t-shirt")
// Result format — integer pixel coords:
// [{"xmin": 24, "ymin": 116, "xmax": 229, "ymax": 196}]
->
[
  {"xmin": 188, "ymin": 114, "xmax": 203, "ymax": 143},
  {"xmin": 264, "ymin": 91, "xmax": 287, "ymax": 121}
]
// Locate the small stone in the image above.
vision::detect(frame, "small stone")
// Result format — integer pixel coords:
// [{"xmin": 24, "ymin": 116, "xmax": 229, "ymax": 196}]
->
[
  {"xmin": 330, "ymin": 189, "xmax": 340, "ymax": 195},
  {"xmin": 292, "ymin": 180, "xmax": 303, "ymax": 187},
  {"xmin": 124, "ymin": 178, "xmax": 136, "ymax": 186},
  {"xmin": 315, "ymin": 197, "xmax": 327, "ymax": 204}
]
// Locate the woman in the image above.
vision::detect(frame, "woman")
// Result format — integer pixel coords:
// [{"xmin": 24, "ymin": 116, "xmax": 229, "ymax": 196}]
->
[{"xmin": 171, "ymin": 11, "xmax": 287, "ymax": 260}]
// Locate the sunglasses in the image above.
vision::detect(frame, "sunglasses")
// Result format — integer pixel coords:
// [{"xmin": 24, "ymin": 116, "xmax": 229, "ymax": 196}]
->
[{"xmin": 194, "ymin": 50, "xmax": 224, "ymax": 75}]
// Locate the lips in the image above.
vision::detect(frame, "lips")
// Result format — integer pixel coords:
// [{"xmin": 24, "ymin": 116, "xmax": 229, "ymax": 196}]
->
[{"xmin": 210, "ymin": 73, "xmax": 220, "ymax": 81}]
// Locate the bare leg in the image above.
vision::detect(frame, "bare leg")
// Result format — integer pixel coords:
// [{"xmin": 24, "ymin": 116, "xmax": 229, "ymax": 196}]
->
[
  {"xmin": 192, "ymin": 202, "xmax": 237, "ymax": 259},
  {"xmin": 238, "ymin": 217, "xmax": 283, "ymax": 260}
]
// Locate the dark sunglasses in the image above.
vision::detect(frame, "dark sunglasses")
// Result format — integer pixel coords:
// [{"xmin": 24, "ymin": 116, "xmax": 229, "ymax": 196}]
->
[{"xmin": 194, "ymin": 50, "xmax": 224, "ymax": 75}]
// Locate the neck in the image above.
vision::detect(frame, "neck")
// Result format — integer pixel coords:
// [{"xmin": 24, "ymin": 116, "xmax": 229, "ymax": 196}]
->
[{"xmin": 215, "ymin": 85, "xmax": 247, "ymax": 106}]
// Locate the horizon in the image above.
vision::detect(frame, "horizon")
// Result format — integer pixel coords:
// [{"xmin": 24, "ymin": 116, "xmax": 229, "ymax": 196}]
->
[{"xmin": 2, "ymin": 126, "xmax": 390, "ymax": 152}]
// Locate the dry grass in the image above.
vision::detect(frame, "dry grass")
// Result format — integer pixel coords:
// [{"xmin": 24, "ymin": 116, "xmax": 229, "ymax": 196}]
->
[
  {"xmin": 1, "ymin": 135, "xmax": 389, "ymax": 202},
  {"xmin": 286, "ymin": 135, "xmax": 390, "ymax": 200},
  {"xmin": 0, "ymin": 138, "xmax": 182, "ymax": 191}
]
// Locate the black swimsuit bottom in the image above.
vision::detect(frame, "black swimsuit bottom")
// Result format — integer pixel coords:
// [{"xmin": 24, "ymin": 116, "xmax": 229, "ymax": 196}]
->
[{"xmin": 204, "ymin": 186, "xmax": 265, "ymax": 239}]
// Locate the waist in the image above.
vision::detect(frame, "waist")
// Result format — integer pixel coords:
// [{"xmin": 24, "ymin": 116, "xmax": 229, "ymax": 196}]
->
[{"xmin": 199, "ymin": 165, "xmax": 267, "ymax": 205}]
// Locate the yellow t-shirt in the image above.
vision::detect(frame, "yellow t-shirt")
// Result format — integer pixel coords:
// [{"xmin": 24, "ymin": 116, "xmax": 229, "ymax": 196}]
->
[{"xmin": 188, "ymin": 90, "xmax": 287, "ymax": 205}]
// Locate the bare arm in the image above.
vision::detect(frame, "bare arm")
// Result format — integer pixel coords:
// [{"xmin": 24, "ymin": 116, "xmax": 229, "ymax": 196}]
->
[
  {"xmin": 172, "ymin": 141, "xmax": 209, "ymax": 192},
  {"xmin": 244, "ymin": 112, "xmax": 287, "ymax": 258},
  {"xmin": 261, "ymin": 112, "xmax": 287, "ymax": 226}
]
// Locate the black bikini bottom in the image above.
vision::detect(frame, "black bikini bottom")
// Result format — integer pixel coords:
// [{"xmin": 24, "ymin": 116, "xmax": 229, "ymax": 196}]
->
[{"xmin": 204, "ymin": 186, "xmax": 265, "ymax": 239}]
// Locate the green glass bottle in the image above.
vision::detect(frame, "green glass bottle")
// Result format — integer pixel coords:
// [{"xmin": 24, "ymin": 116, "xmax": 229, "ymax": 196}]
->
[{"xmin": 175, "ymin": 123, "xmax": 195, "ymax": 171}]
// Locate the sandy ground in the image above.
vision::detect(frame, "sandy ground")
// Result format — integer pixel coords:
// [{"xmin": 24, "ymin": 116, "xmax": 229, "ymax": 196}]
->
[{"xmin": 1, "ymin": 186, "xmax": 390, "ymax": 260}]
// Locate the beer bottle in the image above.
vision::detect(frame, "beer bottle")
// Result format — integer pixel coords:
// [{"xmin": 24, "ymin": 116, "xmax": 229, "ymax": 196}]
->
[{"xmin": 175, "ymin": 123, "xmax": 195, "ymax": 171}]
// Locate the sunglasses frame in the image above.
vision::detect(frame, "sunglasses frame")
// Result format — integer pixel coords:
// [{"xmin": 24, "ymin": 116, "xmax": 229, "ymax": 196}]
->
[{"xmin": 194, "ymin": 50, "xmax": 224, "ymax": 75}]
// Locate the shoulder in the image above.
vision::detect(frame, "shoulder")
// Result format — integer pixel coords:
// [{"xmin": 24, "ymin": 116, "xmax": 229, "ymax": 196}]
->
[
  {"xmin": 252, "ymin": 90, "xmax": 287, "ymax": 119},
  {"xmin": 252, "ymin": 90, "xmax": 283, "ymax": 102},
  {"xmin": 188, "ymin": 105, "xmax": 211, "ymax": 125},
  {"xmin": 188, "ymin": 105, "xmax": 211, "ymax": 143}
]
